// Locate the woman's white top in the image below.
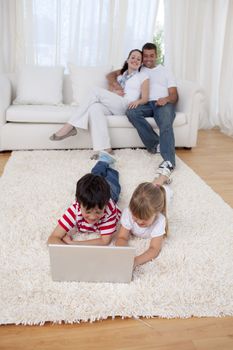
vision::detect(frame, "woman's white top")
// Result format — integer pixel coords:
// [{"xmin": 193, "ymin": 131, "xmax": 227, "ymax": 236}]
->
[{"xmin": 117, "ymin": 71, "xmax": 148, "ymax": 103}]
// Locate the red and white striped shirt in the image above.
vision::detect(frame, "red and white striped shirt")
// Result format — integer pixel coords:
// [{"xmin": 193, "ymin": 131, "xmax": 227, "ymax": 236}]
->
[{"xmin": 58, "ymin": 199, "xmax": 121, "ymax": 236}]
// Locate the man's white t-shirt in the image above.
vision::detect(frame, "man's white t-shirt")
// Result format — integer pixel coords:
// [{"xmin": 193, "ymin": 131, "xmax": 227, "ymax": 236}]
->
[
  {"xmin": 117, "ymin": 71, "xmax": 148, "ymax": 103},
  {"xmin": 141, "ymin": 65, "xmax": 176, "ymax": 101}
]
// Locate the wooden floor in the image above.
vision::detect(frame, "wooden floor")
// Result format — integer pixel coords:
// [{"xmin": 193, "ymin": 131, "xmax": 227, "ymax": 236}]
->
[{"xmin": 0, "ymin": 129, "xmax": 232, "ymax": 350}]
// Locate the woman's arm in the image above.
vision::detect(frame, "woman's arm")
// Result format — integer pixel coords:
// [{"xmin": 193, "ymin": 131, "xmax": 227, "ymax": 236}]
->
[
  {"xmin": 115, "ymin": 225, "xmax": 130, "ymax": 246},
  {"xmin": 134, "ymin": 235, "xmax": 164, "ymax": 267},
  {"xmin": 106, "ymin": 69, "xmax": 124, "ymax": 95},
  {"xmin": 128, "ymin": 79, "xmax": 149, "ymax": 109}
]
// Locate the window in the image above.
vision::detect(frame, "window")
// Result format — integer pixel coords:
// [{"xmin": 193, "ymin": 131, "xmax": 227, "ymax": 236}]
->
[{"xmin": 153, "ymin": 0, "xmax": 164, "ymax": 64}]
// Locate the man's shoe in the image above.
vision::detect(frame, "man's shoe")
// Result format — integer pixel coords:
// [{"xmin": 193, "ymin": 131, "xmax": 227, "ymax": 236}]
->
[
  {"xmin": 49, "ymin": 127, "xmax": 77, "ymax": 141},
  {"xmin": 154, "ymin": 160, "xmax": 174, "ymax": 184},
  {"xmin": 159, "ymin": 160, "xmax": 174, "ymax": 172},
  {"xmin": 148, "ymin": 143, "xmax": 160, "ymax": 154}
]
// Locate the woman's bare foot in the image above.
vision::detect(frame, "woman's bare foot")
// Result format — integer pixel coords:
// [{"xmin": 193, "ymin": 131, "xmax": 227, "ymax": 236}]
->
[{"xmin": 55, "ymin": 123, "xmax": 74, "ymax": 137}]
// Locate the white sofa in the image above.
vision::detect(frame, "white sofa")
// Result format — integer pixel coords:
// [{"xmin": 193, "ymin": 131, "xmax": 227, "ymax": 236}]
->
[{"xmin": 0, "ymin": 70, "xmax": 205, "ymax": 151}]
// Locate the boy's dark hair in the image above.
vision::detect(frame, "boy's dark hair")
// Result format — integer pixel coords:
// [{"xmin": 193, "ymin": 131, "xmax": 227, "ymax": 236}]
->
[
  {"xmin": 75, "ymin": 173, "xmax": 111, "ymax": 210},
  {"xmin": 142, "ymin": 42, "xmax": 157, "ymax": 54}
]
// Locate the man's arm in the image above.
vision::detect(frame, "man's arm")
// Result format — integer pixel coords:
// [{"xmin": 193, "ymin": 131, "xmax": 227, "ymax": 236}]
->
[
  {"xmin": 157, "ymin": 87, "xmax": 178, "ymax": 106},
  {"xmin": 106, "ymin": 69, "xmax": 124, "ymax": 96}
]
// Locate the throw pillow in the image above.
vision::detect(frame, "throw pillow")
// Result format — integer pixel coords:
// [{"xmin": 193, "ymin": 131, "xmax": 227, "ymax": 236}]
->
[
  {"xmin": 13, "ymin": 65, "xmax": 64, "ymax": 105},
  {"xmin": 68, "ymin": 63, "xmax": 112, "ymax": 105}
]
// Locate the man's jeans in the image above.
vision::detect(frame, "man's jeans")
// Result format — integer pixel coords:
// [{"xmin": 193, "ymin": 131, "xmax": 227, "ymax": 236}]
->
[
  {"xmin": 126, "ymin": 101, "xmax": 176, "ymax": 167},
  {"xmin": 91, "ymin": 161, "xmax": 121, "ymax": 203}
]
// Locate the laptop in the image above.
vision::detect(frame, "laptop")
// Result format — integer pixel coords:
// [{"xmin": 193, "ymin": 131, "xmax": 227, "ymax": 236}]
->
[{"xmin": 48, "ymin": 244, "xmax": 135, "ymax": 283}]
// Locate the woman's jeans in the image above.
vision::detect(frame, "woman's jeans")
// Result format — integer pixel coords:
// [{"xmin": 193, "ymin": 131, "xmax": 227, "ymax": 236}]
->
[
  {"xmin": 91, "ymin": 161, "xmax": 121, "ymax": 203},
  {"xmin": 126, "ymin": 101, "xmax": 176, "ymax": 167}
]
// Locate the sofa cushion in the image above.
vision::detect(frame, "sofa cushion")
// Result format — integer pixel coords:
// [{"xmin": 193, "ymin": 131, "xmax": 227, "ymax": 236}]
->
[
  {"xmin": 108, "ymin": 113, "xmax": 186, "ymax": 127},
  {"xmin": 6, "ymin": 105, "xmax": 78, "ymax": 123},
  {"xmin": 6, "ymin": 105, "xmax": 187, "ymax": 127},
  {"xmin": 13, "ymin": 65, "xmax": 64, "ymax": 105},
  {"xmin": 68, "ymin": 64, "xmax": 112, "ymax": 105}
]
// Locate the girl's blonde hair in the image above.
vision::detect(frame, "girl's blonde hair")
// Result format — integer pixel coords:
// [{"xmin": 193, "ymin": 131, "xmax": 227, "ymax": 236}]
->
[{"xmin": 129, "ymin": 182, "xmax": 168, "ymax": 235}]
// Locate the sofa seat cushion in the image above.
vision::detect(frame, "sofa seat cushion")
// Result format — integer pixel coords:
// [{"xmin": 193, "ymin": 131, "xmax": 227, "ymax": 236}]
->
[
  {"xmin": 6, "ymin": 105, "xmax": 187, "ymax": 128},
  {"xmin": 6, "ymin": 105, "xmax": 78, "ymax": 123},
  {"xmin": 109, "ymin": 112, "xmax": 186, "ymax": 128}
]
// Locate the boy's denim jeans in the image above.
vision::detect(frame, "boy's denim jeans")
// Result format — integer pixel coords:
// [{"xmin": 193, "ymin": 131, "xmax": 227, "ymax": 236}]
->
[
  {"xmin": 126, "ymin": 101, "xmax": 176, "ymax": 167},
  {"xmin": 91, "ymin": 161, "xmax": 121, "ymax": 203}
]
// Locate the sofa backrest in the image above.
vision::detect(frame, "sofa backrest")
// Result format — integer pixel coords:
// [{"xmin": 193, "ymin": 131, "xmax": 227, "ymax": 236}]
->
[
  {"xmin": 7, "ymin": 73, "xmax": 74, "ymax": 105},
  {"xmin": 176, "ymin": 79, "xmax": 202, "ymax": 113},
  {"xmin": 63, "ymin": 74, "xmax": 74, "ymax": 104},
  {"xmin": 7, "ymin": 73, "xmax": 17, "ymax": 101},
  {"xmin": 6, "ymin": 72, "xmax": 202, "ymax": 111}
]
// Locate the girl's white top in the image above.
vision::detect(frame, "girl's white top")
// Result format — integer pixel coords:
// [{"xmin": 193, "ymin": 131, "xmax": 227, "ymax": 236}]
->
[
  {"xmin": 120, "ymin": 185, "xmax": 173, "ymax": 239},
  {"xmin": 121, "ymin": 208, "xmax": 166, "ymax": 238}
]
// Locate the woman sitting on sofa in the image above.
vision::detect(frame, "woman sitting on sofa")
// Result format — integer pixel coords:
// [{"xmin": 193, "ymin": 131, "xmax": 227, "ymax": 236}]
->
[{"xmin": 50, "ymin": 49, "xmax": 149, "ymax": 157}]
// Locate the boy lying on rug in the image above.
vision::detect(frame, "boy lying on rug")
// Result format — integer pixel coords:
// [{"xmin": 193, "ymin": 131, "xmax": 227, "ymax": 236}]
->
[
  {"xmin": 47, "ymin": 151, "xmax": 121, "ymax": 246},
  {"xmin": 115, "ymin": 175, "xmax": 172, "ymax": 268},
  {"xmin": 47, "ymin": 151, "xmax": 172, "ymax": 268}
]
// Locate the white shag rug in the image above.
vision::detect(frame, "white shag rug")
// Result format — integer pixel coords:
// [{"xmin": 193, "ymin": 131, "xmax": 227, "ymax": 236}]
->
[{"xmin": 0, "ymin": 149, "xmax": 233, "ymax": 325}]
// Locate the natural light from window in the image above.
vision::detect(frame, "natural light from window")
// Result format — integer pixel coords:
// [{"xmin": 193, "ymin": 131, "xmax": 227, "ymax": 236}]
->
[{"xmin": 154, "ymin": 0, "xmax": 164, "ymax": 64}]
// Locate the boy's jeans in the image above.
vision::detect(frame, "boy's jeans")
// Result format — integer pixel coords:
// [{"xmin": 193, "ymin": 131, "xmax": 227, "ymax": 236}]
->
[{"xmin": 91, "ymin": 161, "xmax": 121, "ymax": 203}]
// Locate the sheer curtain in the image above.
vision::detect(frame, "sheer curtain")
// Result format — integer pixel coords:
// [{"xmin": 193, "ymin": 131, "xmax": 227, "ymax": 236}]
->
[
  {"xmin": 218, "ymin": 1, "xmax": 233, "ymax": 136},
  {"xmin": 0, "ymin": 0, "xmax": 17, "ymax": 73},
  {"xmin": 164, "ymin": 0, "xmax": 233, "ymax": 136},
  {"xmin": 1, "ymin": 0, "xmax": 159, "ymax": 71}
]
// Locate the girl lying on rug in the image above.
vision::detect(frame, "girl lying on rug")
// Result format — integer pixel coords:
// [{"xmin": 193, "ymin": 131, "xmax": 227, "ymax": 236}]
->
[
  {"xmin": 47, "ymin": 151, "xmax": 121, "ymax": 246},
  {"xmin": 115, "ymin": 174, "xmax": 172, "ymax": 268}
]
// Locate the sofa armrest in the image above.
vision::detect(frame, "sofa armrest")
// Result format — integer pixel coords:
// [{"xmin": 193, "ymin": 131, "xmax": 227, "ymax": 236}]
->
[
  {"xmin": 0, "ymin": 74, "xmax": 12, "ymax": 127},
  {"xmin": 176, "ymin": 80, "xmax": 207, "ymax": 146},
  {"xmin": 176, "ymin": 80, "xmax": 204, "ymax": 113}
]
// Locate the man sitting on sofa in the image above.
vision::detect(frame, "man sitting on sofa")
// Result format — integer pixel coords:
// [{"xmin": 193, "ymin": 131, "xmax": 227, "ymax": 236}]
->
[{"xmin": 107, "ymin": 42, "xmax": 178, "ymax": 180}]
